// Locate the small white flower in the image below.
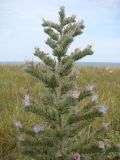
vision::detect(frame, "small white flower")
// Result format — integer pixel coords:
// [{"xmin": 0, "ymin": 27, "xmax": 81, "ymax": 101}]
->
[
  {"xmin": 91, "ymin": 95, "xmax": 98, "ymax": 102},
  {"xmin": 86, "ymin": 84, "xmax": 94, "ymax": 92},
  {"xmin": 23, "ymin": 94, "xmax": 30, "ymax": 107},
  {"xmin": 33, "ymin": 124, "xmax": 43, "ymax": 133},
  {"xmin": 69, "ymin": 90, "xmax": 80, "ymax": 99},
  {"xmin": 98, "ymin": 141, "xmax": 105, "ymax": 149},
  {"xmin": 98, "ymin": 105, "xmax": 107, "ymax": 114},
  {"xmin": 14, "ymin": 121, "xmax": 22, "ymax": 129}
]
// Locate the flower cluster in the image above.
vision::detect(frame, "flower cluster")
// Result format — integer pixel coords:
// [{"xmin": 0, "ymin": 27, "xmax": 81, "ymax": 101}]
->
[
  {"xmin": 98, "ymin": 105, "xmax": 107, "ymax": 114},
  {"xmin": 33, "ymin": 124, "xmax": 43, "ymax": 133},
  {"xmin": 23, "ymin": 94, "xmax": 30, "ymax": 107}
]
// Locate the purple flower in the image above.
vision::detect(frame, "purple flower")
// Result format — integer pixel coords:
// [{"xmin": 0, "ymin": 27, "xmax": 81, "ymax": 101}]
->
[
  {"xmin": 91, "ymin": 95, "xmax": 98, "ymax": 102},
  {"xmin": 98, "ymin": 105, "xmax": 107, "ymax": 114},
  {"xmin": 33, "ymin": 124, "xmax": 43, "ymax": 133},
  {"xmin": 23, "ymin": 94, "xmax": 30, "ymax": 107},
  {"xmin": 98, "ymin": 141, "xmax": 105, "ymax": 149},
  {"xmin": 14, "ymin": 121, "xmax": 22, "ymax": 129}
]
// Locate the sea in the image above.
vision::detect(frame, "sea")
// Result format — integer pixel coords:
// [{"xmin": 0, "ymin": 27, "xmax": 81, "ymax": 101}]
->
[{"xmin": 0, "ymin": 61, "xmax": 120, "ymax": 67}]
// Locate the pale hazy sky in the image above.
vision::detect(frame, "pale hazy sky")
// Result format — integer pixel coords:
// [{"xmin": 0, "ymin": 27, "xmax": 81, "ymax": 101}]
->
[{"xmin": 0, "ymin": 0, "xmax": 120, "ymax": 62}]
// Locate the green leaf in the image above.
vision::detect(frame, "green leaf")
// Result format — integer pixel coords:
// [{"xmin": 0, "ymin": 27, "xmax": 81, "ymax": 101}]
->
[
  {"xmin": 34, "ymin": 47, "xmax": 56, "ymax": 68},
  {"xmin": 72, "ymin": 46, "xmax": 94, "ymax": 61},
  {"xmin": 44, "ymin": 28, "xmax": 59, "ymax": 41},
  {"xmin": 42, "ymin": 19, "xmax": 61, "ymax": 33},
  {"xmin": 46, "ymin": 38, "xmax": 57, "ymax": 49},
  {"xmin": 63, "ymin": 15, "xmax": 76, "ymax": 25},
  {"xmin": 59, "ymin": 6, "xmax": 65, "ymax": 24}
]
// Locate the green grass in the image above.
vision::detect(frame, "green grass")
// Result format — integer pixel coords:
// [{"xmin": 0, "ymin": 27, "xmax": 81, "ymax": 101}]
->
[{"xmin": 0, "ymin": 65, "xmax": 120, "ymax": 159}]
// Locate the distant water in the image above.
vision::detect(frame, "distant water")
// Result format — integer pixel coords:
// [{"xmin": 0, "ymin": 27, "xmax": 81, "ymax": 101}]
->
[
  {"xmin": 0, "ymin": 61, "xmax": 24, "ymax": 65},
  {"xmin": 76, "ymin": 62, "xmax": 120, "ymax": 67},
  {"xmin": 0, "ymin": 61, "xmax": 120, "ymax": 67}
]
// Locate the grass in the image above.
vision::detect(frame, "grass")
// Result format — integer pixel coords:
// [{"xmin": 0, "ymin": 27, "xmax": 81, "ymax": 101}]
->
[{"xmin": 0, "ymin": 65, "xmax": 120, "ymax": 159}]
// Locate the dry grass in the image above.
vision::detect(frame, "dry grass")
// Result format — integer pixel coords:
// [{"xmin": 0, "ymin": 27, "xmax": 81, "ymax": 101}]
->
[{"xmin": 0, "ymin": 65, "xmax": 120, "ymax": 159}]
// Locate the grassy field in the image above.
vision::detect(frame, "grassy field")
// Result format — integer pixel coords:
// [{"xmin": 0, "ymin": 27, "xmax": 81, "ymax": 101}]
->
[{"xmin": 0, "ymin": 65, "xmax": 120, "ymax": 159}]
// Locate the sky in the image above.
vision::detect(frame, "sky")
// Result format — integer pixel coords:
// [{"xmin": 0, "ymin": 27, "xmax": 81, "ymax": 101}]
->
[{"xmin": 0, "ymin": 0, "xmax": 120, "ymax": 62}]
